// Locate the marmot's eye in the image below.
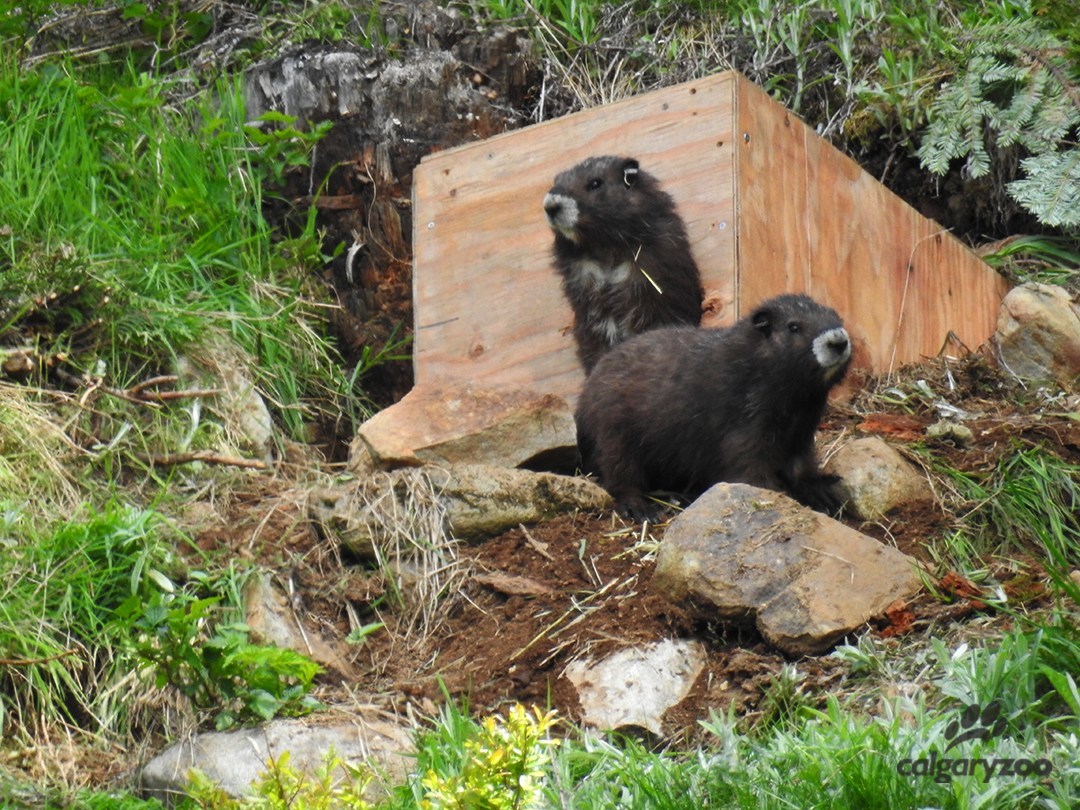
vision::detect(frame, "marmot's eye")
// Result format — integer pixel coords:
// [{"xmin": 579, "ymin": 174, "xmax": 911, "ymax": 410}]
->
[
  {"xmin": 586, "ymin": 177, "xmax": 603, "ymax": 191},
  {"xmin": 787, "ymin": 322, "xmax": 801, "ymax": 333}
]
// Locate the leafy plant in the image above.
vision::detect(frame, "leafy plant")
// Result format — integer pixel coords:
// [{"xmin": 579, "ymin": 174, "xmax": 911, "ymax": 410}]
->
[
  {"xmin": 128, "ymin": 583, "xmax": 323, "ymax": 731},
  {"xmin": 418, "ymin": 703, "xmax": 560, "ymax": 810},
  {"xmin": 243, "ymin": 111, "xmax": 334, "ymax": 188},
  {"xmin": 184, "ymin": 749, "xmax": 374, "ymax": 809}
]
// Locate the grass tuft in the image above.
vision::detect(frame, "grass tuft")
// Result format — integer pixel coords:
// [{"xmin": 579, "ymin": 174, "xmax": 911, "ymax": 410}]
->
[
  {"xmin": 933, "ymin": 444, "xmax": 1080, "ymax": 570},
  {"xmin": 0, "ymin": 57, "xmax": 356, "ymax": 444},
  {"xmin": 0, "ymin": 505, "xmax": 174, "ymax": 746}
]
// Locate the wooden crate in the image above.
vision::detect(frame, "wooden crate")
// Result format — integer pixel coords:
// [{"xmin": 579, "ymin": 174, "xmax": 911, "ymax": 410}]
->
[{"xmin": 411, "ymin": 70, "xmax": 1009, "ymax": 404}]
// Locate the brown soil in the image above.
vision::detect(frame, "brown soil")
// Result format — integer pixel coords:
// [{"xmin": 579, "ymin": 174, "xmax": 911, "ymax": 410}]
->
[
  {"xmin": 189, "ymin": 354, "xmax": 1072, "ymax": 743},
  {"xmin": 198, "ymin": 500, "xmax": 797, "ymax": 743}
]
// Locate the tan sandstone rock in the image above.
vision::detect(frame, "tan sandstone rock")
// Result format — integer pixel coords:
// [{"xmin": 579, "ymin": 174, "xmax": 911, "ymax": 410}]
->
[
  {"xmin": 826, "ymin": 436, "xmax": 934, "ymax": 520},
  {"xmin": 653, "ymin": 483, "xmax": 923, "ymax": 656},
  {"xmin": 995, "ymin": 282, "xmax": 1080, "ymax": 388},
  {"xmin": 350, "ymin": 381, "xmax": 577, "ymax": 471}
]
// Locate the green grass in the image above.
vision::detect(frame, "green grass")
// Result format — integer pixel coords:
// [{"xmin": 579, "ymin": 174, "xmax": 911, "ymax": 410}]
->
[
  {"xmin": 978, "ymin": 234, "xmax": 1080, "ymax": 285},
  {"xmin": 0, "ymin": 58, "xmax": 352, "ymax": 442},
  {"xmin": 371, "ymin": 649, "xmax": 1077, "ymax": 809},
  {"xmin": 932, "ymin": 444, "xmax": 1080, "ymax": 571},
  {"xmin": 349, "ymin": 620, "xmax": 1077, "ymax": 809},
  {"xmin": 0, "ymin": 505, "xmax": 174, "ymax": 743}
]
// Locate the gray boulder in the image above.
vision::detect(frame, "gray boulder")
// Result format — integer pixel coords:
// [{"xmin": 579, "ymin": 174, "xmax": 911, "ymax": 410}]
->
[
  {"xmin": 654, "ymin": 483, "xmax": 923, "ymax": 656},
  {"xmin": 995, "ymin": 282, "xmax": 1080, "ymax": 387},
  {"xmin": 826, "ymin": 436, "xmax": 934, "ymax": 520},
  {"xmin": 140, "ymin": 713, "xmax": 414, "ymax": 804}
]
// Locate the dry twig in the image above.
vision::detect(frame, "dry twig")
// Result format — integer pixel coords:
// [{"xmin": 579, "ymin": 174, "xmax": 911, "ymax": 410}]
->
[{"xmin": 139, "ymin": 451, "xmax": 268, "ymax": 470}]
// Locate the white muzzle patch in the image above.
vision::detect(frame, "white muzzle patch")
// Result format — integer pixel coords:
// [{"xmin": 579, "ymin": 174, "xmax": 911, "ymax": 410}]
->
[
  {"xmin": 812, "ymin": 327, "xmax": 851, "ymax": 373},
  {"xmin": 544, "ymin": 192, "xmax": 579, "ymax": 241}
]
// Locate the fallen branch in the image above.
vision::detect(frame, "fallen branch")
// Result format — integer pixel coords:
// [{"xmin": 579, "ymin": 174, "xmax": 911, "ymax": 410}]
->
[
  {"xmin": 129, "ymin": 374, "xmax": 179, "ymax": 394},
  {"xmin": 54, "ymin": 368, "xmax": 223, "ymax": 406},
  {"xmin": 140, "ymin": 451, "xmax": 268, "ymax": 470},
  {"xmin": 130, "ymin": 387, "xmax": 224, "ymax": 403}
]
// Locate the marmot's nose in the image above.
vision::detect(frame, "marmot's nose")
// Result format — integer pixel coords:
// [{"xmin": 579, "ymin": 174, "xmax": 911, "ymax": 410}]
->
[
  {"xmin": 543, "ymin": 194, "xmax": 562, "ymax": 218},
  {"xmin": 828, "ymin": 332, "xmax": 849, "ymax": 353}
]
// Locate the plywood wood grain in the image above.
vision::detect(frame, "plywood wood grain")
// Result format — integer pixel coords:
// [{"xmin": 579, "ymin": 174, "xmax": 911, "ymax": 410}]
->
[
  {"xmin": 412, "ymin": 70, "xmax": 1009, "ymax": 409},
  {"xmin": 733, "ymin": 77, "xmax": 1009, "ymax": 373},
  {"xmin": 413, "ymin": 73, "xmax": 739, "ymax": 400}
]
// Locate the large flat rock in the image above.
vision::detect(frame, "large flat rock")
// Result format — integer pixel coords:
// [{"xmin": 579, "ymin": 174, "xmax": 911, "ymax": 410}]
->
[
  {"xmin": 311, "ymin": 464, "xmax": 611, "ymax": 553},
  {"xmin": 653, "ymin": 483, "xmax": 923, "ymax": 656},
  {"xmin": 351, "ymin": 382, "xmax": 577, "ymax": 471}
]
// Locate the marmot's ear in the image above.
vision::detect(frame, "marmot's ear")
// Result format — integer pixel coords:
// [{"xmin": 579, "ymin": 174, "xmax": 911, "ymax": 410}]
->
[
  {"xmin": 621, "ymin": 158, "xmax": 640, "ymax": 187},
  {"xmin": 752, "ymin": 309, "xmax": 773, "ymax": 337}
]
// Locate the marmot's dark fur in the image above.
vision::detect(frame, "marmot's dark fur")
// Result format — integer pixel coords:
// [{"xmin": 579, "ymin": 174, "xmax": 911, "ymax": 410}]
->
[
  {"xmin": 575, "ymin": 294, "xmax": 852, "ymax": 521},
  {"xmin": 543, "ymin": 155, "xmax": 703, "ymax": 373}
]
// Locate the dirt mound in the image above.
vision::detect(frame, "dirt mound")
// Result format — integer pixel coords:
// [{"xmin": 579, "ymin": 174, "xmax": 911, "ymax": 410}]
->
[
  {"xmin": 184, "ymin": 355, "xmax": 1072, "ymax": 742},
  {"xmin": 196, "ymin": 497, "xmax": 799, "ymax": 740}
]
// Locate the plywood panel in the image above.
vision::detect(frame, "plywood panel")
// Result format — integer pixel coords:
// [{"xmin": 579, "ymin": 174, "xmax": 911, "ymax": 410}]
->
[
  {"xmin": 412, "ymin": 73, "xmax": 739, "ymax": 402},
  {"xmin": 412, "ymin": 69, "xmax": 1008, "ymax": 413},
  {"xmin": 898, "ymin": 221, "xmax": 1011, "ymax": 370},
  {"xmin": 733, "ymin": 74, "xmax": 1008, "ymax": 373},
  {"xmin": 734, "ymin": 76, "xmax": 814, "ymax": 307},
  {"xmin": 802, "ymin": 117, "xmax": 914, "ymax": 371}
]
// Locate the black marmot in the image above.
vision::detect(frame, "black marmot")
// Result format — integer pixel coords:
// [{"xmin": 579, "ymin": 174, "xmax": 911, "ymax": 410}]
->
[
  {"xmin": 575, "ymin": 294, "xmax": 852, "ymax": 521},
  {"xmin": 543, "ymin": 156, "xmax": 703, "ymax": 373}
]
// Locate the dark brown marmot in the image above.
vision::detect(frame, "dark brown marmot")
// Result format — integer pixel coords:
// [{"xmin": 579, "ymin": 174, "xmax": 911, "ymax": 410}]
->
[
  {"xmin": 543, "ymin": 155, "xmax": 703, "ymax": 373},
  {"xmin": 575, "ymin": 294, "xmax": 852, "ymax": 521}
]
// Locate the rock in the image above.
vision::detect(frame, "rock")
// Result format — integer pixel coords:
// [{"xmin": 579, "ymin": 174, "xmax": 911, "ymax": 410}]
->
[
  {"xmin": 433, "ymin": 464, "xmax": 610, "ymax": 541},
  {"xmin": 176, "ymin": 342, "xmax": 275, "ymax": 462},
  {"xmin": 653, "ymin": 483, "xmax": 923, "ymax": 656},
  {"xmin": 244, "ymin": 574, "xmax": 357, "ymax": 679},
  {"xmin": 925, "ymin": 420, "xmax": 975, "ymax": 446},
  {"xmin": 309, "ymin": 468, "xmax": 450, "ymax": 560},
  {"xmin": 825, "ymin": 437, "xmax": 934, "ymax": 520},
  {"xmin": 1, "ymin": 348, "xmax": 33, "ymax": 377},
  {"xmin": 139, "ymin": 713, "xmax": 414, "ymax": 803},
  {"xmin": 995, "ymin": 282, "xmax": 1080, "ymax": 387},
  {"xmin": 350, "ymin": 382, "xmax": 577, "ymax": 472},
  {"xmin": 563, "ymin": 639, "xmax": 706, "ymax": 736},
  {"xmin": 246, "ymin": 49, "xmax": 485, "ymax": 136},
  {"xmin": 311, "ymin": 465, "xmax": 611, "ymax": 555}
]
